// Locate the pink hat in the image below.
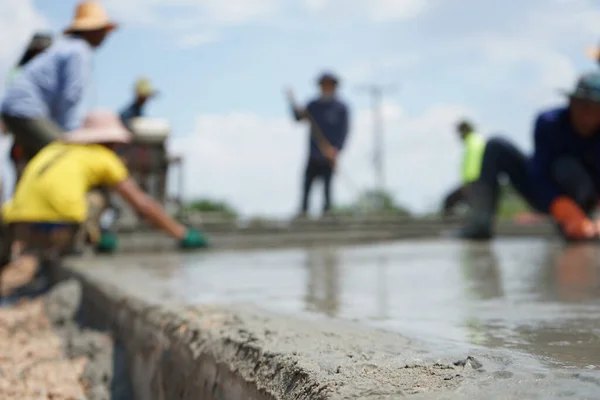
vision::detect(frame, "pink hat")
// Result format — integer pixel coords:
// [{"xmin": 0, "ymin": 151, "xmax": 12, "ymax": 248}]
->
[{"xmin": 63, "ymin": 110, "xmax": 132, "ymax": 144}]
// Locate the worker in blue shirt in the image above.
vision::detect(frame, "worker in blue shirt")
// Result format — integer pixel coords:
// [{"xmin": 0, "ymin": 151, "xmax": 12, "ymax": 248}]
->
[
  {"xmin": 2, "ymin": 33, "xmax": 53, "ymax": 189},
  {"xmin": 456, "ymin": 71, "xmax": 600, "ymax": 241},
  {"xmin": 287, "ymin": 72, "xmax": 350, "ymax": 217},
  {"xmin": 0, "ymin": 1, "xmax": 117, "ymax": 167},
  {"xmin": 119, "ymin": 78, "xmax": 159, "ymax": 127}
]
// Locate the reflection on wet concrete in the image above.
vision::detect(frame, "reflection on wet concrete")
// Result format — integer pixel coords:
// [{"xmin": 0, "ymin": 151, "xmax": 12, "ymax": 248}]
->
[
  {"xmin": 304, "ymin": 247, "xmax": 340, "ymax": 317},
  {"xmin": 79, "ymin": 239, "xmax": 600, "ymax": 373},
  {"xmin": 476, "ymin": 243, "xmax": 600, "ymax": 368},
  {"xmin": 458, "ymin": 244, "xmax": 504, "ymax": 300}
]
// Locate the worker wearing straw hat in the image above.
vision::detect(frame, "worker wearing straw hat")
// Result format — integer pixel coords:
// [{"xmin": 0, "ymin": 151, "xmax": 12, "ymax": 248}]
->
[
  {"xmin": 0, "ymin": 110, "xmax": 209, "ymax": 296},
  {"xmin": 0, "ymin": 1, "xmax": 118, "ymax": 178},
  {"xmin": 120, "ymin": 77, "xmax": 159, "ymax": 126}
]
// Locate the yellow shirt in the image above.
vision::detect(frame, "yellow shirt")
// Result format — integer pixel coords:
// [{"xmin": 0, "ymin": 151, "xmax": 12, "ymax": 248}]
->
[{"xmin": 3, "ymin": 142, "xmax": 128, "ymax": 223}]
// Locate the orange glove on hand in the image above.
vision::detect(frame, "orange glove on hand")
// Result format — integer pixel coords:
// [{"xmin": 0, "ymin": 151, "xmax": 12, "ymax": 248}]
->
[{"xmin": 550, "ymin": 197, "xmax": 596, "ymax": 240}]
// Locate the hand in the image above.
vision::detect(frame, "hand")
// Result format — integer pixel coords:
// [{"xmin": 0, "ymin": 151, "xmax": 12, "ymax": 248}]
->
[
  {"xmin": 550, "ymin": 197, "xmax": 598, "ymax": 240},
  {"xmin": 324, "ymin": 145, "xmax": 338, "ymax": 166},
  {"xmin": 96, "ymin": 231, "xmax": 118, "ymax": 253},
  {"xmin": 285, "ymin": 87, "xmax": 295, "ymax": 103},
  {"xmin": 563, "ymin": 218, "xmax": 597, "ymax": 240},
  {"xmin": 180, "ymin": 229, "xmax": 209, "ymax": 250}
]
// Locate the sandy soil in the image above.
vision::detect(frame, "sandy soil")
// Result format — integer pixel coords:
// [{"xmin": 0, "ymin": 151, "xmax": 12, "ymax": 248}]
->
[{"xmin": 0, "ymin": 280, "xmax": 120, "ymax": 400}]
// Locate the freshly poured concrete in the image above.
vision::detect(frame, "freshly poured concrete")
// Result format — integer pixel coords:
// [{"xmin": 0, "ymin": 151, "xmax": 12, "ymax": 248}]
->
[{"xmin": 72, "ymin": 239, "xmax": 600, "ymax": 398}]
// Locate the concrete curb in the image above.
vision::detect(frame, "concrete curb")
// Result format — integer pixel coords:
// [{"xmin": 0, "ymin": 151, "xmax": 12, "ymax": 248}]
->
[{"xmin": 56, "ymin": 262, "xmax": 482, "ymax": 400}]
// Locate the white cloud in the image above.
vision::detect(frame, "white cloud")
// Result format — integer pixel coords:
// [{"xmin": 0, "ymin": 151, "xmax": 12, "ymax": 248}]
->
[
  {"xmin": 301, "ymin": 0, "xmax": 430, "ymax": 21},
  {"xmin": 368, "ymin": 0, "xmax": 429, "ymax": 21},
  {"xmin": 341, "ymin": 54, "xmax": 420, "ymax": 82},
  {"xmin": 103, "ymin": 0, "xmax": 279, "ymax": 30},
  {"xmin": 0, "ymin": 0, "xmax": 47, "ymax": 89},
  {"xmin": 177, "ymin": 33, "xmax": 219, "ymax": 49},
  {"xmin": 168, "ymin": 102, "xmax": 469, "ymax": 217}
]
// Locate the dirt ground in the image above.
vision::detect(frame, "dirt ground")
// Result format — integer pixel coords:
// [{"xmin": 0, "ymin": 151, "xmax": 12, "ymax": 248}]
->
[{"xmin": 0, "ymin": 280, "xmax": 119, "ymax": 400}]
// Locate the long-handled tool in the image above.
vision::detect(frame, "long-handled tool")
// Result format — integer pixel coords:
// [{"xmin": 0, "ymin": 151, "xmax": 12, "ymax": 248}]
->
[{"xmin": 286, "ymin": 90, "xmax": 366, "ymax": 215}]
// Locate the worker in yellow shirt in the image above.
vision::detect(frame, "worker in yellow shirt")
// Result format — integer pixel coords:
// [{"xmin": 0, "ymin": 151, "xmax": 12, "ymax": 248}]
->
[
  {"xmin": 0, "ymin": 110, "xmax": 207, "ymax": 296},
  {"xmin": 442, "ymin": 120, "xmax": 486, "ymax": 216}
]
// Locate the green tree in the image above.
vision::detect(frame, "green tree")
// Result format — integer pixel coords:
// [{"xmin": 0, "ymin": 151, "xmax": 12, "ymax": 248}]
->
[
  {"xmin": 497, "ymin": 183, "xmax": 530, "ymax": 220},
  {"xmin": 184, "ymin": 199, "xmax": 238, "ymax": 219},
  {"xmin": 333, "ymin": 189, "xmax": 411, "ymax": 216}
]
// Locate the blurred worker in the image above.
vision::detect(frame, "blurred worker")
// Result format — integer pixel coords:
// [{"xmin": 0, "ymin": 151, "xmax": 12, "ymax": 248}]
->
[
  {"xmin": 118, "ymin": 77, "xmax": 168, "ymax": 213},
  {"xmin": 286, "ymin": 72, "xmax": 350, "ymax": 217},
  {"xmin": 0, "ymin": 111, "xmax": 208, "ymax": 296},
  {"xmin": 586, "ymin": 43, "xmax": 600, "ymax": 66},
  {"xmin": 442, "ymin": 120, "xmax": 486, "ymax": 216},
  {"xmin": 2, "ymin": 33, "xmax": 53, "ymax": 197},
  {"xmin": 456, "ymin": 72, "xmax": 600, "ymax": 241},
  {"xmin": 120, "ymin": 78, "xmax": 159, "ymax": 126},
  {"xmin": 0, "ymin": 1, "xmax": 117, "ymax": 179},
  {"xmin": 7, "ymin": 33, "xmax": 53, "ymax": 82}
]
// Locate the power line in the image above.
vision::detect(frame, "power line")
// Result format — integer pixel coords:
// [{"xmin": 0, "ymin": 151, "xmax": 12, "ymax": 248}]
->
[{"xmin": 356, "ymin": 83, "xmax": 398, "ymax": 202}]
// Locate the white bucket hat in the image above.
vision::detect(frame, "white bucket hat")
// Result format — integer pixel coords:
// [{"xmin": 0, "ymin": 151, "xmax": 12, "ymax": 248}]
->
[{"xmin": 63, "ymin": 110, "xmax": 132, "ymax": 144}]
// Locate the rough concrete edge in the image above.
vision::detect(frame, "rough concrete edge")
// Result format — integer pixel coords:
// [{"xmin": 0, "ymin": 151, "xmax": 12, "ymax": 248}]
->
[{"xmin": 53, "ymin": 263, "xmax": 337, "ymax": 400}]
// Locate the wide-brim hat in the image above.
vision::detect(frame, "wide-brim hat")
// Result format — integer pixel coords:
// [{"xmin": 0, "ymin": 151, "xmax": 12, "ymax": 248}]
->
[
  {"xmin": 64, "ymin": 1, "xmax": 118, "ymax": 34},
  {"xmin": 560, "ymin": 71, "xmax": 600, "ymax": 103},
  {"xmin": 318, "ymin": 71, "xmax": 339, "ymax": 85},
  {"xmin": 63, "ymin": 110, "xmax": 131, "ymax": 144},
  {"xmin": 135, "ymin": 78, "xmax": 159, "ymax": 98}
]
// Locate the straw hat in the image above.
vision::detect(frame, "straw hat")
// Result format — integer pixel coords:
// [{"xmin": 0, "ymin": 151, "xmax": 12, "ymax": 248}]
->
[
  {"xmin": 64, "ymin": 1, "xmax": 118, "ymax": 34},
  {"xmin": 135, "ymin": 78, "xmax": 159, "ymax": 98},
  {"xmin": 63, "ymin": 110, "xmax": 132, "ymax": 144}
]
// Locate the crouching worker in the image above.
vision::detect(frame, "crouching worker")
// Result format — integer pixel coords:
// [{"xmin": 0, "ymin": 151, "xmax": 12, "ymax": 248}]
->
[
  {"xmin": 456, "ymin": 72, "xmax": 600, "ymax": 241},
  {"xmin": 0, "ymin": 111, "xmax": 208, "ymax": 296},
  {"xmin": 442, "ymin": 120, "xmax": 486, "ymax": 216}
]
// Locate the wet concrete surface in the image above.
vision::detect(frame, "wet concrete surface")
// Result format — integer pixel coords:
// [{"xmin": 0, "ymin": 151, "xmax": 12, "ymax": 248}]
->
[{"xmin": 73, "ymin": 239, "xmax": 600, "ymax": 397}]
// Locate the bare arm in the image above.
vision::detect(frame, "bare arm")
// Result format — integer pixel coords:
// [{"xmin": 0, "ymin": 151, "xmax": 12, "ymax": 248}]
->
[
  {"xmin": 286, "ymin": 88, "xmax": 307, "ymax": 121},
  {"xmin": 114, "ymin": 178, "xmax": 186, "ymax": 240}
]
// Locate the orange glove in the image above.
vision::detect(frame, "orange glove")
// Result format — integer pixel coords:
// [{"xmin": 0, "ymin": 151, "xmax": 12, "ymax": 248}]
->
[{"xmin": 550, "ymin": 197, "xmax": 596, "ymax": 239}]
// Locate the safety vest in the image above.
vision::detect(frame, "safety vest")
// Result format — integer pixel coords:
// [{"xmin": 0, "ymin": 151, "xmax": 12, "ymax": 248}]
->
[{"xmin": 461, "ymin": 132, "xmax": 486, "ymax": 184}]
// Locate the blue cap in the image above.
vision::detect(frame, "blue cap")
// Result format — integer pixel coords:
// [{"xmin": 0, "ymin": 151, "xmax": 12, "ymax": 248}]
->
[
  {"xmin": 562, "ymin": 72, "xmax": 600, "ymax": 103},
  {"xmin": 317, "ymin": 71, "xmax": 339, "ymax": 85}
]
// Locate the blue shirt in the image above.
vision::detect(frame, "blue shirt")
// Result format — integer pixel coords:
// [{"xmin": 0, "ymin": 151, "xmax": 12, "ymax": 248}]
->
[
  {"xmin": 119, "ymin": 102, "xmax": 144, "ymax": 126},
  {"xmin": 529, "ymin": 106, "xmax": 600, "ymax": 211},
  {"xmin": 1, "ymin": 35, "xmax": 93, "ymax": 132},
  {"xmin": 293, "ymin": 97, "xmax": 349, "ymax": 160}
]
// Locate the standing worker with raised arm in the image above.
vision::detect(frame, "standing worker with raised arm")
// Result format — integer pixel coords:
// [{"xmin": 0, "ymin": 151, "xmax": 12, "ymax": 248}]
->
[
  {"xmin": 286, "ymin": 72, "xmax": 350, "ymax": 218},
  {"xmin": 442, "ymin": 120, "xmax": 486, "ymax": 216}
]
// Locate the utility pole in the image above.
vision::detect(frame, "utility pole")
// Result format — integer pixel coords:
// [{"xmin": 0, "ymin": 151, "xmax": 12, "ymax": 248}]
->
[{"xmin": 356, "ymin": 83, "xmax": 397, "ymax": 209}]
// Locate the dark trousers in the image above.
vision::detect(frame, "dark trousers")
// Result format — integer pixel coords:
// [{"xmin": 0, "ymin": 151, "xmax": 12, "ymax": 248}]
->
[
  {"xmin": 479, "ymin": 137, "xmax": 597, "ymax": 214},
  {"xmin": 302, "ymin": 158, "xmax": 334, "ymax": 213},
  {"xmin": 2, "ymin": 114, "xmax": 62, "ymax": 182}
]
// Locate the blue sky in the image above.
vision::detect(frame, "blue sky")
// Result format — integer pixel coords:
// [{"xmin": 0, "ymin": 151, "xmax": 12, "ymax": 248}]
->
[{"xmin": 0, "ymin": 0, "xmax": 599, "ymax": 217}]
